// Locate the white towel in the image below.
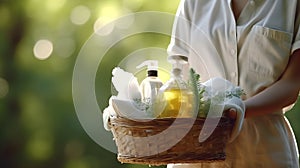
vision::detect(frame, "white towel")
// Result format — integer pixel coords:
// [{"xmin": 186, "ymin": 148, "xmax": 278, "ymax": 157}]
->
[
  {"xmin": 203, "ymin": 77, "xmax": 245, "ymax": 142},
  {"xmin": 224, "ymin": 96, "xmax": 245, "ymax": 142}
]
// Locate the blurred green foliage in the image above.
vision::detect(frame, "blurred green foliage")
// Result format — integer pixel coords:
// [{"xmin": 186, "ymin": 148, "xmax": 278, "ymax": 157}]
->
[{"xmin": 0, "ymin": 0, "xmax": 299, "ymax": 168}]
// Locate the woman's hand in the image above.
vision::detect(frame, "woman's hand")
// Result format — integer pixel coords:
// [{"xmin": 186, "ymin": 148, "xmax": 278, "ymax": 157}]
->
[
  {"xmin": 226, "ymin": 108, "xmax": 237, "ymax": 119},
  {"xmin": 223, "ymin": 97, "xmax": 245, "ymax": 142}
]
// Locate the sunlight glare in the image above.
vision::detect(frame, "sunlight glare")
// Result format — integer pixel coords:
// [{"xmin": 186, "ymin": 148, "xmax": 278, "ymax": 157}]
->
[
  {"xmin": 70, "ymin": 5, "xmax": 91, "ymax": 25},
  {"xmin": 123, "ymin": 0, "xmax": 143, "ymax": 11},
  {"xmin": 46, "ymin": 0, "xmax": 66, "ymax": 12},
  {"xmin": 93, "ymin": 16, "xmax": 115, "ymax": 36},
  {"xmin": 33, "ymin": 39, "xmax": 53, "ymax": 60}
]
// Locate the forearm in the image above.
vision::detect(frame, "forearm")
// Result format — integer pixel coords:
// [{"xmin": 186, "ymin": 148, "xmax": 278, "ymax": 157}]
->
[
  {"xmin": 244, "ymin": 80, "xmax": 299, "ymax": 118},
  {"xmin": 244, "ymin": 49, "xmax": 300, "ymax": 118}
]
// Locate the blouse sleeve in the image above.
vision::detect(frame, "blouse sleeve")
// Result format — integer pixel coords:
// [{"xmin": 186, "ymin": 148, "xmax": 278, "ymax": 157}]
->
[
  {"xmin": 167, "ymin": 0, "xmax": 193, "ymax": 62},
  {"xmin": 292, "ymin": 0, "xmax": 300, "ymax": 53}
]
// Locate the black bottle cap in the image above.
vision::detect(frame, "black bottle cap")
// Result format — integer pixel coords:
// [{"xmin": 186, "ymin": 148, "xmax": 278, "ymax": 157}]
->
[{"xmin": 148, "ymin": 70, "xmax": 158, "ymax": 77}]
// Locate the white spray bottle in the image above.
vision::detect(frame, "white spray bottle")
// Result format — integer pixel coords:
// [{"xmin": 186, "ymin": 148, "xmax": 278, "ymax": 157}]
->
[{"xmin": 136, "ymin": 60, "xmax": 163, "ymax": 104}]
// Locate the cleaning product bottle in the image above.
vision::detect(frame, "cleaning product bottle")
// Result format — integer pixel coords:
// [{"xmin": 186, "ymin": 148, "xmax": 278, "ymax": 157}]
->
[
  {"xmin": 156, "ymin": 60, "xmax": 194, "ymax": 118},
  {"xmin": 136, "ymin": 60, "xmax": 163, "ymax": 104}
]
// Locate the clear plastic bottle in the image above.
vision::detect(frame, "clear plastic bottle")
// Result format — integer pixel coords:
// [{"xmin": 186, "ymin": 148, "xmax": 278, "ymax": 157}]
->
[
  {"xmin": 136, "ymin": 60, "xmax": 163, "ymax": 104},
  {"xmin": 155, "ymin": 61, "xmax": 194, "ymax": 118}
]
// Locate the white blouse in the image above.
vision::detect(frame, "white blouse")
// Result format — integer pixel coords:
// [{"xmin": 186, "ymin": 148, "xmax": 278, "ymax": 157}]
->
[
  {"xmin": 167, "ymin": 0, "xmax": 300, "ymax": 167},
  {"xmin": 168, "ymin": 0, "xmax": 300, "ymax": 97}
]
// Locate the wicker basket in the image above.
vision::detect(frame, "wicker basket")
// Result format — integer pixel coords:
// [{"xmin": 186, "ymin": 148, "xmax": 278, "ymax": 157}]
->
[{"xmin": 109, "ymin": 116, "xmax": 234, "ymax": 166}]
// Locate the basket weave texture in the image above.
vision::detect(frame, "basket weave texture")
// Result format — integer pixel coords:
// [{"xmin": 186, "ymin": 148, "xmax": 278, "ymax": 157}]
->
[{"xmin": 110, "ymin": 117, "xmax": 234, "ymax": 166}]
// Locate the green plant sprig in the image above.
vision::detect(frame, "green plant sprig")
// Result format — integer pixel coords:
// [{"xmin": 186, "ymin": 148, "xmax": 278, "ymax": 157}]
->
[{"xmin": 188, "ymin": 68, "xmax": 203, "ymax": 117}]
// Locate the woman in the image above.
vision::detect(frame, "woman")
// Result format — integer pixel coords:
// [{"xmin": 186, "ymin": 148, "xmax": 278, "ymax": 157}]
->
[{"xmin": 167, "ymin": 0, "xmax": 300, "ymax": 167}]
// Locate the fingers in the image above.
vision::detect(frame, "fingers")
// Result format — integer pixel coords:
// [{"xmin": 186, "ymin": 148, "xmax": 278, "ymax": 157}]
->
[{"xmin": 226, "ymin": 108, "xmax": 237, "ymax": 119}]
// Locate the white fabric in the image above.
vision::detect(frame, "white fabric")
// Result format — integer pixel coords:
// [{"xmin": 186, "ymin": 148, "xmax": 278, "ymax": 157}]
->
[
  {"xmin": 103, "ymin": 106, "xmax": 113, "ymax": 131},
  {"xmin": 167, "ymin": 0, "xmax": 300, "ymax": 167},
  {"xmin": 223, "ymin": 97, "xmax": 245, "ymax": 142},
  {"xmin": 102, "ymin": 97, "xmax": 116, "ymax": 131},
  {"xmin": 111, "ymin": 67, "xmax": 141, "ymax": 100},
  {"xmin": 111, "ymin": 98, "xmax": 153, "ymax": 119},
  {"xmin": 202, "ymin": 77, "xmax": 245, "ymax": 142},
  {"xmin": 103, "ymin": 67, "xmax": 143, "ymax": 131}
]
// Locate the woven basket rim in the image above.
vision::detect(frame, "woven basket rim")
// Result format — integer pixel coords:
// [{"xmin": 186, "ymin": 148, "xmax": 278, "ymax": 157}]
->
[
  {"xmin": 110, "ymin": 116, "xmax": 234, "ymax": 128},
  {"xmin": 110, "ymin": 116, "xmax": 234, "ymax": 165}
]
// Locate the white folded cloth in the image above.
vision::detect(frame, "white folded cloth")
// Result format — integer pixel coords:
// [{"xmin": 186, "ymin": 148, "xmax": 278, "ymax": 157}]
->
[
  {"xmin": 111, "ymin": 98, "xmax": 153, "ymax": 119},
  {"xmin": 202, "ymin": 77, "xmax": 245, "ymax": 142},
  {"xmin": 103, "ymin": 97, "xmax": 153, "ymax": 131},
  {"xmin": 102, "ymin": 97, "xmax": 116, "ymax": 131},
  {"xmin": 224, "ymin": 96, "xmax": 245, "ymax": 142},
  {"xmin": 103, "ymin": 67, "xmax": 142, "ymax": 131}
]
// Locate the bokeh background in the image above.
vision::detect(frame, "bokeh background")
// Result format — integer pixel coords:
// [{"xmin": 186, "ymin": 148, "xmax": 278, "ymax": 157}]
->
[{"xmin": 0, "ymin": 0, "xmax": 299, "ymax": 168}]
